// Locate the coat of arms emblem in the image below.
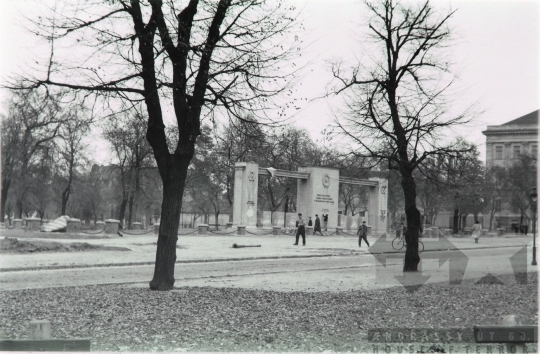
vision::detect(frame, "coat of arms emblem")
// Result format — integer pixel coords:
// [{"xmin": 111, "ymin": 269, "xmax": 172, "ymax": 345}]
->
[{"xmin": 322, "ymin": 174, "xmax": 330, "ymax": 188}]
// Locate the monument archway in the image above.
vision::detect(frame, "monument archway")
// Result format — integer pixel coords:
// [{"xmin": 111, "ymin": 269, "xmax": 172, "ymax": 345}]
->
[{"xmin": 232, "ymin": 162, "xmax": 388, "ymax": 232}]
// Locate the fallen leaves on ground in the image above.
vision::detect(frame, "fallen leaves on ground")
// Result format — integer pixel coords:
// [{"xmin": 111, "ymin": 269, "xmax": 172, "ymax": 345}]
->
[{"xmin": 0, "ymin": 272, "xmax": 537, "ymax": 352}]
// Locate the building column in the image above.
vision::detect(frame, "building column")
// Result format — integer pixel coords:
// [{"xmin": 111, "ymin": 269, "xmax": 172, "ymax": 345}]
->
[
  {"xmin": 522, "ymin": 141, "xmax": 530, "ymax": 155},
  {"xmin": 367, "ymin": 176, "xmax": 389, "ymax": 234},
  {"xmin": 232, "ymin": 162, "xmax": 259, "ymax": 228},
  {"xmin": 297, "ymin": 167, "xmax": 339, "ymax": 230}
]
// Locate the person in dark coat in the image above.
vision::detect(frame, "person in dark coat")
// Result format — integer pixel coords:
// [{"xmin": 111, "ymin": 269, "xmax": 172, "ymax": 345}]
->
[
  {"xmin": 308, "ymin": 217, "xmax": 313, "ymax": 226},
  {"xmin": 323, "ymin": 214, "xmax": 328, "ymax": 231},
  {"xmin": 357, "ymin": 221, "xmax": 370, "ymax": 247},
  {"xmin": 314, "ymin": 214, "xmax": 323, "ymax": 235},
  {"xmin": 294, "ymin": 213, "xmax": 306, "ymax": 246}
]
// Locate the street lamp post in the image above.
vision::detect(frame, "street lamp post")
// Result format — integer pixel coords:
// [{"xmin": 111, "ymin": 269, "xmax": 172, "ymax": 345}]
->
[{"xmin": 530, "ymin": 188, "xmax": 537, "ymax": 266}]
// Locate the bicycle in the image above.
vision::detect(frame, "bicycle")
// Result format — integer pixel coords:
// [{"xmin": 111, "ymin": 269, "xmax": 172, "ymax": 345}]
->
[{"xmin": 391, "ymin": 235, "xmax": 424, "ymax": 254}]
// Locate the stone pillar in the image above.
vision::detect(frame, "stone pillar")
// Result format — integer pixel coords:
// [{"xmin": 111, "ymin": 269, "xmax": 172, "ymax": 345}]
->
[
  {"xmin": 306, "ymin": 226, "xmax": 313, "ymax": 235},
  {"xmin": 25, "ymin": 217, "xmax": 41, "ymax": 232},
  {"xmin": 198, "ymin": 224, "xmax": 208, "ymax": 235},
  {"xmin": 237, "ymin": 225, "xmax": 246, "ymax": 235},
  {"xmin": 131, "ymin": 222, "xmax": 142, "ymax": 230},
  {"xmin": 67, "ymin": 218, "xmax": 81, "ymax": 234},
  {"xmin": 12, "ymin": 219, "xmax": 22, "ymax": 229},
  {"xmin": 154, "ymin": 223, "xmax": 160, "ymax": 235},
  {"xmin": 96, "ymin": 221, "xmax": 105, "ymax": 231},
  {"xmin": 336, "ymin": 227, "xmax": 343, "ymax": 235},
  {"xmin": 368, "ymin": 174, "xmax": 388, "ymax": 234},
  {"xmin": 29, "ymin": 319, "xmax": 51, "ymax": 340},
  {"xmin": 485, "ymin": 142, "xmax": 494, "ymax": 168},
  {"xmin": 273, "ymin": 226, "xmax": 282, "ymax": 235},
  {"xmin": 297, "ymin": 167, "xmax": 340, "ymax": 230},
  {"xmin": 504, "ymin": 142, "xmax": 512, "ymax": 168},
  {"xmin": 104, "ymin": 219, "xmax": 120, "ymax": 234},
  {"xmin": 232, "ymin": 162, "xmax": 259, "ymax": 228}
]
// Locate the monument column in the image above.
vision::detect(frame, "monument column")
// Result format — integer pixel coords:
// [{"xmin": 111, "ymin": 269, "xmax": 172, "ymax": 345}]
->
[
  {"xmin": 232, "ymin": 162, "xmax": 259, "ymax": 228},
  {"xmin": 297, "ymin": 167, "xmax": 340, "ymax": 230},
  {"xmin": 368, "ymin": 175, "xmax": 388, "ymax": 234}
]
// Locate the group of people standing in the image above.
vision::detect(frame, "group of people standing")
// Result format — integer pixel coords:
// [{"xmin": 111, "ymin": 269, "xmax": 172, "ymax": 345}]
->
[
  {"xmin": 293, "ymin": 213, "xmax": 369, "ymax": 248},
  {"xmin": 293, "ymin": 213, "xmax": 328, "ymax": 246}
]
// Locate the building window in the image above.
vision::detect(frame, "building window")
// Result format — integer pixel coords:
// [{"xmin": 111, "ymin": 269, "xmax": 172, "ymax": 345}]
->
[
  {"xmin": 513, "ymin": 145, "xmax": 521, "ymax": 159},
  {"xmin": 359, "ymin": 211, "xmax": 365, "ymax": 217},
  {"xmin": 532, "ymin": 145, "xmax": 538, "ymax": 157},
  {"xmin": 494, "ymin": 146, "xmax": 503, "ymax": 160},
  {"xmin": 495, "ymin": 200, "xmax": 501, "ymax": 212}
]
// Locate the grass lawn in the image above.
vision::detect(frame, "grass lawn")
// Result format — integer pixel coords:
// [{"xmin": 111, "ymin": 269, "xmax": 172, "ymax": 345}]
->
[{"xmin": 0, "ymin": 272, "xmax": 537, "ymax": 352}]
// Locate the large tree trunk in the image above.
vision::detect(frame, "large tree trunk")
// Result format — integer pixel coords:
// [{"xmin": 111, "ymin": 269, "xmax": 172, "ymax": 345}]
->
[
  {"xmin": 118, "ymin": 196, "xmax": 128, "ymax": 226},
  {"xmin": 489, "ymin": 208, "xmax": 495, "ymax": 231},
  {"xmin": 150, "ymin": 155, "xmax": 189, "ymax": 291},
  {"xmin": 461, "ymin": 214, "xmax": 467, "ymax": 231},
  {"xmin": 128, "ymin": 194, "xmax": 134, "ymax": 229},
  {"xmin": 61, "ymin": 187, "xmax": 70, "ymax": 215},
  {"xmin": 400, "ymin": 170, "xmax": 421, "ymax": 272},
  {"xmin": 1, "ymin": 178, "xmax": 10, "ymax": 222},
  {"xmin": 284, "ymin": 195, "xmax": 289, "ymax": 228},
  {"xmin": 16, "ymin": 197, "xmax": 23, "ymax": 219},
  {"xmin": 453, "ymin": 208, "xmax": 459, "ymax": 234}
]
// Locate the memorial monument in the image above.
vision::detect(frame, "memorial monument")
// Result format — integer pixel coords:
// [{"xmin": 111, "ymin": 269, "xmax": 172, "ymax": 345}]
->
[{"xmin": 232, "ymin": 162, "xmax": 388, "ymax": 233}]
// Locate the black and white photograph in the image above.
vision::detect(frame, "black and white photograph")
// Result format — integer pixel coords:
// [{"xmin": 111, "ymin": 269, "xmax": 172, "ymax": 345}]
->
[{"xmin": 0, "ymin": 0, "xmax": 538, "ymax": 352}]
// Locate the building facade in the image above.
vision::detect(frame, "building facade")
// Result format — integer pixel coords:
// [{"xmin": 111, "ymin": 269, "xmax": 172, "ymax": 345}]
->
[
  {"xmin": 482, "ymin": 110, "xmax": 538, "ymax": 231},
  {"xmin": 483, "ymin": 110, "xmax": 538, "ymax": 168}
]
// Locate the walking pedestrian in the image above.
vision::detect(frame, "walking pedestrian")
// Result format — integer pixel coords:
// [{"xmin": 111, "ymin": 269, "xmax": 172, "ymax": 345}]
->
[
  {"xmin": 314, "ymin": 214, "xmax": 324, "ymax": 235},
  {"xmin": 294, "ymin": 213, "xmax": 306, "ymax": 246},
  {"xmin": 323, "ymin": 214, "xmax": 328, "ymax": 231},
  {"xmin": 471, "ymin": 220, "xmax": 482, "ymax": 243},
  {"xmin": 357, "ymin": 221, "xmax": 370, "ymax": 247}
]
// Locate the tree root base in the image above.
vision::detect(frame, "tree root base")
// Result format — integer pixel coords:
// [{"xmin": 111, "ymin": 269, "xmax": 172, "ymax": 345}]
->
[{"xmin": 149, "ymin": 279, "xmax": 175, "ymax": 291}]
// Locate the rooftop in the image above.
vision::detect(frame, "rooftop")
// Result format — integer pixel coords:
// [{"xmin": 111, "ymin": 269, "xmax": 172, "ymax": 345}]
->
[
  {"xmin": 501, "ymin": 110, "xmax": 539, "ymax": 126},
  {"xmin": 483, "ymin": 109, "xmax": 539, "ymax": 136}
]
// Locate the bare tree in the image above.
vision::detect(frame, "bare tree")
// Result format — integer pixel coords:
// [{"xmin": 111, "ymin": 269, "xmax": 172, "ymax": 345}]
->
[
  {"xmin": 80, "ymin": 166, "xmax": 105, "ymax": 223},
  {"xmin": 27, "ymin": 156, "xmax": 56, "ymax": 220},
  {"xmin": 55, "ymin": 107, "xmax": 93, "ymax": 215},
  {"xmin": 1, "ymin": 89, "xmax": 64, "ymax": 220},
  {"xmin": 443, "ymin": 142, "xmax": 485, "ymax": 232},
  {"xmin": 12, "ymin": 0, "xmax": 300, "ymax": 289},
  {"xmin": 104, "ymin": 110, "xmax": 155, "ymax": 228},
  {"xmin": 330, "ymin": 0, "xmax": 474, "ymax": 271},
  {"xmin": 213, "ymin": 118, "xmax": 266, "ymax": 212},
  {"xmin": 339, "ymin": 184, "xmax": 368, "ymax": 216}
]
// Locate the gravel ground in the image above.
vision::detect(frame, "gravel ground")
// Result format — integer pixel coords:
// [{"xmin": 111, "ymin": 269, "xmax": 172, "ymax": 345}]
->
[{"xmin": 0, "ymin": 272, "xmax": 537, "ymax": 352}]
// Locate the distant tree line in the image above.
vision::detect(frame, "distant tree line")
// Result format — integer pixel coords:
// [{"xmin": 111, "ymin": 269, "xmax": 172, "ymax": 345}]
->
[{"xmin": 1, "ymin": 89, "xmax": 374, "ymax": 226}]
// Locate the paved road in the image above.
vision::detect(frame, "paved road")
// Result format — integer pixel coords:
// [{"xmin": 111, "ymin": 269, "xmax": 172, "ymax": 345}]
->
[{"xmin": 1, "ymin": 246, "xmax": 534, "ymax": 292}]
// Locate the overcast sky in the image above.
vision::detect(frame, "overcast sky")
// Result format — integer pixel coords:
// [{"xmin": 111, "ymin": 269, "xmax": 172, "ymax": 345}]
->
[{"xmin": 1, "ymin": 0, "xmax": 538, "ymax": 164}]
